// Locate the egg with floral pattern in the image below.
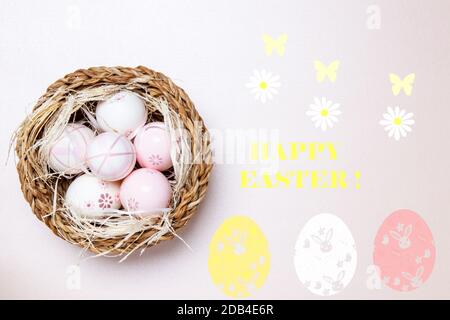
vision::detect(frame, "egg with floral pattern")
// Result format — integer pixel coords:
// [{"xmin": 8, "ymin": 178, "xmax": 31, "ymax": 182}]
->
[
  {"xmin": 294, "ymin": 213, "xmax": 357, "ymax": 296},
  {"xmin": 134, "ymin": 122, "xmax": 173, "ymax": 171},
  {"xmin": 119, "ymin": 168, "xmax": 172, "ymax": 215},
  {"xmin": 65, "ymin": 174, "xmax": 121, "ymax": 218}
]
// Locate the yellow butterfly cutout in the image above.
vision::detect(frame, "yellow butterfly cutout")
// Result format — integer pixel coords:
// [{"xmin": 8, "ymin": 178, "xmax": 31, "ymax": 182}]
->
[
  {"xmin": 262, "ymin": 33, "xmax": 288, "ymax": 56},
  {"xmin": 389, "ymin": 73, "xmax": 415, "ymax": 96},
  {"xmin": 314, "ymin": 60, "xmax": 340, "ymax": 83}
]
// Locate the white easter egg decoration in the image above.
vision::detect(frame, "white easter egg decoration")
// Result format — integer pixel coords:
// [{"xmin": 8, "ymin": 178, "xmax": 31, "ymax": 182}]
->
[
  {"xmin": 96, "ymin": 91, "xmax": 147, "ymax": 136},
  {"xmin": 65, "ymin": 174, "xmax": 121, "ymax": 218},
  {"xmin": 86, "ymin": 132, "xmax": 136, "ymax": 181},
  {"xmin": 294, "ymin": 213, "xmax": 357, "ymax": 296},
  {"xmin": 48, "ymin": 123, "xmax": 94, "ymax": 174}
]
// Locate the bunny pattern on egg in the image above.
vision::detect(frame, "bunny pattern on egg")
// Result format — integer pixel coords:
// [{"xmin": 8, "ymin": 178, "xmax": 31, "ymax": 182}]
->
[
  {"xmin": 323, "ymin": 270, "xmax": 345, "ymax": 292},
  {"xmin": 294, "ymin": 213, "xmax": 357, "ymax": 296},
  {"xmin": 373, "ymin": 209, "xmax": 436, "ymax": 292},
  {"xmin": 402, "ymin": 266, "xmax": 424, "ymax": 288},
  {"xmin": 311, "ymin": 228, "xmax": 333, "ymax": 252}
]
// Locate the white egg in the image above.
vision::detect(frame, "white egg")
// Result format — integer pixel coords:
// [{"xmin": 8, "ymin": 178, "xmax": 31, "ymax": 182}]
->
[
  {"xmin": 65, "ymin": 174, "xmax": 121, "ymax": 218},
  {"xmin": 86, "ymin": 132, "xmax": 136, "ymax": 181},
  {"xmin": 48, "ymin": 123, "xmax": 94, "ymax": 174},
  {"xmin": 96, "ymin": 91, "xmax": 147, "ymax": 136},
  {"xmin": 294, "ymin": 213, "xmax": 357, "ymax": 296}
]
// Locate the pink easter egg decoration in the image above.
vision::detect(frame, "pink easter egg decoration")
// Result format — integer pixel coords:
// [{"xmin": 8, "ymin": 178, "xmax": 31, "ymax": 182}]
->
[
  {"xmin": 86, "ymin": 132, "xmax": 136, "ymax": 181},
  {"xmin": 48, "ymin": 123, "xmax": 94, "ymax": 174},
  {"xmin": 119, "ymin": 168, "xmax": 172, "ymax": 215},
  {"xmin": 373, "ymin": 209, "xmax": 436, "ymax": 292},
  {"xmin": 134, "ymin": 122, "xmax": 173, "ymax": 171},
  {"xmin": 96, "ymin": 91, "xmax": 147, "ymax": 137}
]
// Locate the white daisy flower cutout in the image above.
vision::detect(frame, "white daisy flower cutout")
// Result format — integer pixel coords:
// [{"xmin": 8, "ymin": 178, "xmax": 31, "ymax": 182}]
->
[
  {"xmin": 246, "ymin": 69, "xmax": 280, "ymax": 103},
  {"xmin": 306, "ymin": 97, "xmax": 342, "ymax": 131},
  {"xmin": 379, "ymin": 106, "xmax": 415, "ymax": 141}
]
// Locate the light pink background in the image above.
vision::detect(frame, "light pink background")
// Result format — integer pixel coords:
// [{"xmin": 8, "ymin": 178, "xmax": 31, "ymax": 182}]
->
[{"xmin": 1, "ymin": 0, "xmax": 450, "ymax": 299}]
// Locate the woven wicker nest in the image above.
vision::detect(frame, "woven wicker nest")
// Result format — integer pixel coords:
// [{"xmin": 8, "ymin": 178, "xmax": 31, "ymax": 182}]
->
[{"xmin": 14, "ymin": 66, "xmax": 213, "ymax": 260}]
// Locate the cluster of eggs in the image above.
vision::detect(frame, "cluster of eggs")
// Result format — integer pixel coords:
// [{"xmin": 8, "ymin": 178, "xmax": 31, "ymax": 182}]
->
[{"xmin": 48, "ymin": 91, "xmax": 173, "ymax": 218}]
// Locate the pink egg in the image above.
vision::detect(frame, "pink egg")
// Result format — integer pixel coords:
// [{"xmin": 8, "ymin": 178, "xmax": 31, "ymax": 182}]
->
[
  {"xmin": 86, "ymin": 132, "xmax": 136, "ymax": 181},
  {"xmin": 134, "ymin": 122, "xmax": 173, "ymax": 171},
  {"xmin": 373, "ymin": 209, "xmax": 436, "ymax": 292},
  {"xmin": 120, "ymin": 168, "xmax": 172, "ymax": 215},
  {"xmin": 48, "ymin": 123, "xmax": 94, "ymax": 174}
]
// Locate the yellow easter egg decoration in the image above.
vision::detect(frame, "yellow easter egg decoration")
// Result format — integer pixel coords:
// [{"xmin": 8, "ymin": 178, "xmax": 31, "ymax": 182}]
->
[{"xmin": 208, "ymin": 215, "xmax": 271, "ymax": 298}]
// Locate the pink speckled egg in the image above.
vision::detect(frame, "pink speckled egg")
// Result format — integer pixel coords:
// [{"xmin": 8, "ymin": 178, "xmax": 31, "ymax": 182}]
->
[
  {"xmin": 86, "ymin": 132, "xmax": 136, "ymax": 181},
  {"xmin": 134, "ymin": 122, "xmax": 173, "ymax": 171},
  {"xmin": 373, "ymin": 209, "xmax": 436, "ymax": 292},
  {"xmin": 48, "ymin": 123, "xmax": 94, "ymax": 174},
  {"xmin": 120, "ymin": 168, "xmax": 172, "ymax": 215}
]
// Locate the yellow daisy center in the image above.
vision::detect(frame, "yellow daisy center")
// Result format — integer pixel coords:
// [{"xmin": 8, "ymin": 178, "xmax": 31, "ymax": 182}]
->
[
  {"xmin": 259, "ymin": 81, "xmax": 268, "ymax": 90},
  {"xmin": 394, "ymin": 117, "xmax": 402, "ymax": 125},
  {"xmin": 320, "ymin": 109, "xmax": 329, "ymax": 117}
]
